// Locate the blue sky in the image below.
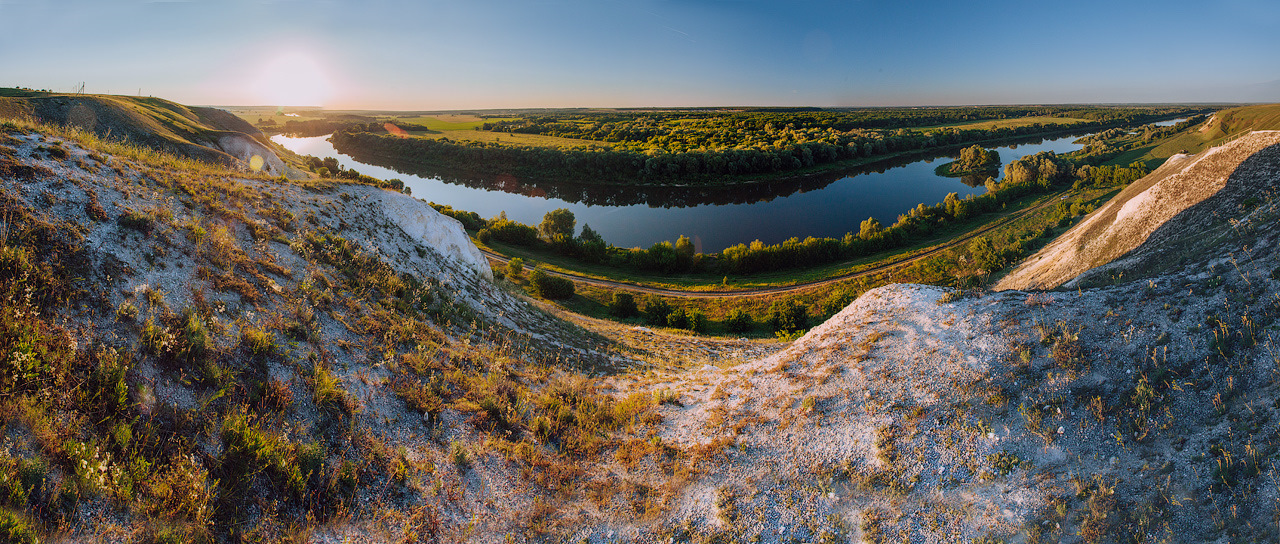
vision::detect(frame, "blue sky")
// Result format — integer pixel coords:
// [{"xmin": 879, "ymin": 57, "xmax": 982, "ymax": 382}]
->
[{"xmin": 2, "ymin": 0, "xmax": 1278, "ymax": 108}]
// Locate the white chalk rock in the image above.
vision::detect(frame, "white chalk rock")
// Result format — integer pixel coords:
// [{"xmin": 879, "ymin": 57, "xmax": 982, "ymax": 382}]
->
[{"xmin": 374, "ymin": 190, "xmax": 492, "ymax": 280}]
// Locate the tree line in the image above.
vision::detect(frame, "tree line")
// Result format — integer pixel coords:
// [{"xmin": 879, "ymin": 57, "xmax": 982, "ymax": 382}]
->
[
  {"xmin": 330, "ymin": 111, "xmax": 1184, "ymax": 185},
  {"xmin": 430, "ymin": 151, "xmax": 1148, "ymax": 277}
]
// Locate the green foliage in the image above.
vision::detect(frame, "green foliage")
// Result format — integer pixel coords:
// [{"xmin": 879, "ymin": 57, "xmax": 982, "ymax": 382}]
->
[
  {"xmin": 766, "ymin": 300, "xmax": 808, "ymax": 334},
  {"xmin": 0, "ymin": 510, "xmax": 39, "ymax": 544},
  {"xmin": 428, "ymin": 203, "xmax": 486, "ymax": 230},
  {"xmin": 240, "ymin": 325, "xmax": 275, "ymax": 356},
  {"xmin": 607, "ymin": 292, "xmax": 638, "ymax": 318},
  {"xmin": 530, "ymin": 268, "xmax": 575, "ymax": 299},
  {"xmin": 117, "ymin": 209, "xmax": 156, "ymax": 233},
  {"xmin": 312, "ymin": 363, "xmax": 354, "ymax": 417},
  {"xmin": 332, "ymin": 106, "xmax": 1203, "ymax": 188},
  {"xmin": 665, "ymin": 307, "xmax": 690, "ymax": 330},
  {"xmin": 480, "ymin": 216, "xmax": 539, "ymax": 247},
  {"xmin": 642, "ymin": 295, "xmax": 673, "ymax": 326},
  {"xmin": 951, "ymin": 144, "xmax": 1000, "ymax": 173},
  {"xmin": 538, "ymin": 208, "xmax": 576, "ymax": 242},
  {"xmin": 986, "ymin": 450, "xmax": 1022, "ymax": 477},
  {"xmin": 85, "ymin": 348, "xmax": 130, "ymax": 418},
  {"xmin": 725, "ymin": 309, "xmax": 754, "ymax": 333},
  {"xmin": 506, "ymin": 257, "xmax": 524, "ymax": 278},
  {"xmin": 219, "ymin": 411, "xmax": 304, "ymax": 495}
]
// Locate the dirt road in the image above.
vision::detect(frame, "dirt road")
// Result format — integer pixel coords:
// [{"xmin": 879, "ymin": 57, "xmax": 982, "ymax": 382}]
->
[{"xmin": 482, "ymin": 191, "xmax": 1067, "ymax": 298}]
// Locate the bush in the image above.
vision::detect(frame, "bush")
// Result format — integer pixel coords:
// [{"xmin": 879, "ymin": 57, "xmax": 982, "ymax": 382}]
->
[
  {"xmin": 766, "ymin": 300, "xmax": 808, "ymax": 334},
  {"xmin": 529, "ymin": 268, "xmax": 574, "ymax": 299},
  {"xmin": 117, "ymin": 210, "xmax": 154, "ymax": 233},
  {"xmin": 642, "ymin": 295, "xmax": 672, "ymax": 326},
  {"xmin": 688, "ymin": 311, "xmax": 707, "ymax": 333},
  {"xmin": 725, "ymin": 309, "xmax": 754, "ymax": 333},
  {"xmin": 240, "ymin": 326, "xmax": 275, "ymax": 356},
  {"xmin": 0, "ymin": 510, "xmax": 39, "ymax": 544},
  {"xmin": 506, "ymin": 257, "xmax": 524, "ymax": 278},
  {"xmin": 485, "ymin": 217, "xmax": 539, "ymax": 246},
  {"xmin": 666, "ymin": 307, "xmax": 690, "ymax": 329},
  {"xmin": 607, "ymin": 292, "xmax": 638, "ymax": 318}
]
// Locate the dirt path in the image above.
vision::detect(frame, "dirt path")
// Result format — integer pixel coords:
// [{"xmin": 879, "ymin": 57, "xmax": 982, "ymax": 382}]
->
[{"xmin": 483, "ymin": 190, "xmax": 1068, "ymax": 298}]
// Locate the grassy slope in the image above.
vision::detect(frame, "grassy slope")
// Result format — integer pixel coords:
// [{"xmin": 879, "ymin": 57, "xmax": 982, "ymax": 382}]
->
[
  {"xmin": 0, "ymin": 117, "xmax": 682, "ymax": 542},
  {"xmin": 1109, "ymin": 104, "xmax": 1280, "ymax": 167}
]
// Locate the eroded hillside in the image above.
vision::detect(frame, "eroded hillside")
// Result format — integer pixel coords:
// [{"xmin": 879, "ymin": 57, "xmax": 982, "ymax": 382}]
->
[
  {"xmin": 997, "ymin": 130, "xmax": 1280, "ymax": 290},
  {"xmin": 4, "ymin": 113, "xmax": 1280, "ymax": 544},
  {"xmin": 0, "ymin": 119, "xmax": 766, "ymax": 543}
]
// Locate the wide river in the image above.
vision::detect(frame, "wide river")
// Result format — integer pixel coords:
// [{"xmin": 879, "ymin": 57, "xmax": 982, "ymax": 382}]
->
[{"xmin": 274, "ymin": 131, "xmax": 1099, "ymax": 252}]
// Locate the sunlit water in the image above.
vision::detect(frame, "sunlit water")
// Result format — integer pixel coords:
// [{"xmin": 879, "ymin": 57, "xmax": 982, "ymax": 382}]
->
[{"xmin": 273, "ymin": 132, "xmax": 1092, "ymax": 252}]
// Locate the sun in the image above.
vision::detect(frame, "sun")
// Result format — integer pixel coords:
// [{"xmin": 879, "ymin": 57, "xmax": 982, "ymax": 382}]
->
[{"xmin": 253, "ymin": 52, "xmax": 333, "ymax": 107}]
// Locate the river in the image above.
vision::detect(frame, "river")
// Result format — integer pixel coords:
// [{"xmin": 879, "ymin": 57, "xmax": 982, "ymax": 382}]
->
[{"xmin": 273, "ymin": 132, "xmax": 1095, "ymax": 252}]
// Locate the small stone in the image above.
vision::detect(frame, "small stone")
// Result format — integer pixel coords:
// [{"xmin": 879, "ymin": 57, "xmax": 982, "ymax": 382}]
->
[{"xmin": 1057, "ymin": 426, "xmax": 1064, "ymax": 434}]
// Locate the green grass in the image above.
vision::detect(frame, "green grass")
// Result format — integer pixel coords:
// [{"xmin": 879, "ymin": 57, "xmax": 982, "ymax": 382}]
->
[
  {"xmin": 1107, "ymin": 104, "xmax": 1280, "ymax": 168},
  {"xmin": 478, "ymin": 189, "xmax": 1070, "ymax": 291},
  {"xmin": 500, "ymin": 184, "xmax": 1118, "ymax": 337},
  {"xmin": 406, "ymin": 128, "xmax": 601, "ymax": 149},
  {"xmin": 921, "ymin": 116, "xmax": 1092, "ymax": 130},
  {"xmin": 393, "ymin": 114, "xmax": 517, "ymax": 131}
]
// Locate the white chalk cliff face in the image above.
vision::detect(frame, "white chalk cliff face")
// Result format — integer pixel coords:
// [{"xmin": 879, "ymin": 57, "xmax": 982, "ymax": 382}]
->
[
  {"xmin": 996, "ymin": 130, "xmax": 1280, "ymax": 290},
  {"xmin": 370, "ymin": 189, "xmax": 493, "ymax": 280},
  {"xmin": 213, "ymin": 133, "xmax": 292, "ymax": 177}
]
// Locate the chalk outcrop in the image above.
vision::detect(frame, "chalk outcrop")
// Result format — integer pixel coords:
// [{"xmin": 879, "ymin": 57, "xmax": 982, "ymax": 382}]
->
[
  {"xmin": 364, "ymin": 188, "xmax": 493, "ymax": 280},
  {"xmin": 996, "ymin": 130, "xmax": 1280, "ymax": 290}
]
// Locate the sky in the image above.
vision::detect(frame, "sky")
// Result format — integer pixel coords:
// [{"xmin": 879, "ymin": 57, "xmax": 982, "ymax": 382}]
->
[{"xmin": 2, "ymin": 0, "xmax": 1279, "ymax": 109}]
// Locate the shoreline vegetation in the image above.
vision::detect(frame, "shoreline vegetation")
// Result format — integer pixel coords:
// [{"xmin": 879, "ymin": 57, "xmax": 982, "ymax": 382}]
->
[
  {"xmin": 420, "ymin": 150, "xmax": 1148, "ymax": 278},
  {"xmin": 324, "ymin": 106, "xmax": 1204, "ymax": 187},
  {"xmin": 271, "ymin": 105, "xmax": 1262, "ymax": 336},
  {"xmin": 934, "ymin": 144, "xmax": 1001, "ymax": 178}
]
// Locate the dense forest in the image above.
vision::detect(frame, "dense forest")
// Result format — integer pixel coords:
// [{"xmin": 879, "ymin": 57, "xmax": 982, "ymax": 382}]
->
[{"xmin": 331, "ymin": 106, "xmax": 1203, "ymax": 184}]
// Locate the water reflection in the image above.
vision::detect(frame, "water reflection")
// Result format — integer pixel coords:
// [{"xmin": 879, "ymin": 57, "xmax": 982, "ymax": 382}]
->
[
  {"xmin": 328, "ymin": 131, "xmax": 1089, "ymax": 209},
  {"xmin": 273, "ymin": 130, "xmax": 1093, "ymax": 250}
]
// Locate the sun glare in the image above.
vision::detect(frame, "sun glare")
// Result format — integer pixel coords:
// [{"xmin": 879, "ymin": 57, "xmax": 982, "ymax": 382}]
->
[{"xmin": 253, "ymin": 52, "xmax": 333, "ymax": 107}]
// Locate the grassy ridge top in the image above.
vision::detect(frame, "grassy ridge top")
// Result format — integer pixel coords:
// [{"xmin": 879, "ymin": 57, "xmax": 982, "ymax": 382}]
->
[{"xmin": 1110, "ymin": 103, "xmax": 1280, "ymax": 166}]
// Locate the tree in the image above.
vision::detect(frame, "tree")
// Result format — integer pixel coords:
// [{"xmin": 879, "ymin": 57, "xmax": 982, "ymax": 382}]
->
[
  {"xmin": 642, "ymin": 295, "xmax": 673, "ymax": 326},
  {"xmin": 578, "ymin": 224, "xmax": 607, "ymax": 262},
  {"xmin": 859, "ymin": 217, "xmax": 882, "ymax": 240},
  {"xmin": 725, "ymin": 309, "xmax": 753, "ymax": 333},
  {"xmin": 530, "ymin": 268, "xmax": 574, "ymax": 299},
  {"xmin": 539, "ymin": 208, "xmax": 575, "ymax": 242},
  {"xmin": 766, "ymin": 300, "xmax": 808, "ymax": 334},
  {"xmin": 608, "ymin": 292, "xmax": 638, "ymax": 318}
]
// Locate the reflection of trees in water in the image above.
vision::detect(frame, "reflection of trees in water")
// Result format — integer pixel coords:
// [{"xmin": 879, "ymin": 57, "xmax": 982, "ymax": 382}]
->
[{"xmin": 343, "ymin": 130, "xmax": 1089, "ymax": 209}]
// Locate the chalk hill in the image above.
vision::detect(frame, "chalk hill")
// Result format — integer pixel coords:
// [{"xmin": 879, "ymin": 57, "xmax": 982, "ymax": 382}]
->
[
  {"xmin": 0, "ymin": 90, "xmax": 295, "ymax": 176},
  {"xmin": 4, "ymin": 95, "xmax": 1280, "ymax": 543},
  {"xmin": 997, "ymin": 130, "xmax": 1280, "ymax": 290}
]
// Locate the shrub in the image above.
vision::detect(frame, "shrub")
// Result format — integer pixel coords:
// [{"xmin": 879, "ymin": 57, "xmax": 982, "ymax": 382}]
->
[
  {"xmin": 725, "ymin": 309, "xmax": 754, "ymax": 333},
  {"xmin": 0, "ymin": 510, "xmax": 39, "ymax": 544},
  {"xmin": 530, "ymin": 268, "xmax": 574, "ymax": 299},
  {"xmin": 506, "ymin": 257, "xmax": 524, "ymax": 278},
  {"xmin": 688, "ymin": 311, "xmax": 707, "ymax": 333},
  {"xmin": 607, "ymin": 292, "xmax": 638, "ymax": 318},
  {"xmin": 766, "ymin": 300, "xmax": 808, "ymax": 334},
  {"xmin": 117, "ymin": 210, "xmax": 154, "ymax": 233},
  {"xmin": 220, "ymin": 411, "xmax": 304, "ymax": 495},
  {"xmin": 642, "ymin": 295, "xmax": 672, "ymax": 326},
  {"xmin": 484, "ymin": 217, "xmax": 539, "ymax": 246},
  {"xmin": 115, "ymin": 301, "xmax": 139, "ymax": 322},
  {"xmin": 312, "ymin": 364, "xmax": 355, "ymax": 417},
  {"xmin": 666, "ymin": 307, "xmax": 690, "ymax": 329},
  {"xmin": 240, "ymin": 326, "xmax": 275, "ymax": 356}
]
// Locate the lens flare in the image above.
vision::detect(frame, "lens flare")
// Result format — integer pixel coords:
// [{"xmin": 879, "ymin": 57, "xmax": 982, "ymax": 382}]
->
[{"xmin": 253, "ymin": 52, "xmax": 333, "ymax": 107}]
